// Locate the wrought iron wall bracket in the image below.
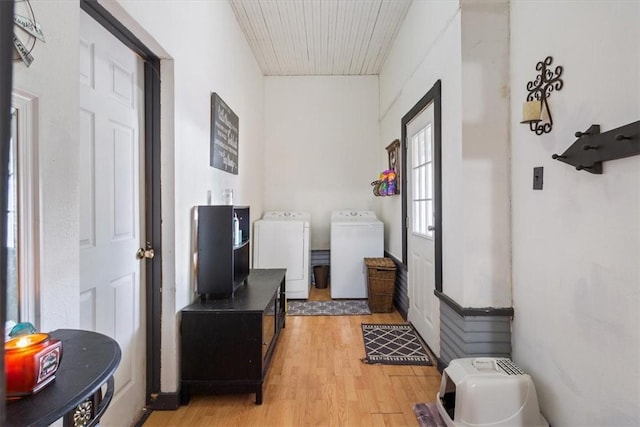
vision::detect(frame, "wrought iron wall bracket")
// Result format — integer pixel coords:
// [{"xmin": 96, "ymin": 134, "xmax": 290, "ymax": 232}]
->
[
  {"xmin": 524, "ymin": 56, "xmax": 564, "ymax": 135},
  {"xmin": 552, "ymin": 121, "xmax": 640, "ymax": 174}
]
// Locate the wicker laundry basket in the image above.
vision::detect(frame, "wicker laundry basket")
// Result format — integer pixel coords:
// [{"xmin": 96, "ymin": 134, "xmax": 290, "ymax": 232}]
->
[{"xmin": 364, "ymin": 257, "xmax": 396, "ymax": 313}]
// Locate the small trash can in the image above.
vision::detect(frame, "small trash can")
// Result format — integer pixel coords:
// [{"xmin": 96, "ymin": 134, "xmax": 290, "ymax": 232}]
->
[
  {"xmin": 364, "ymin": 258, "xmax": 396, "ymax": 312},
  {"xmin": 313, "ymin": 265, "xmax": 329, "ymax": 289}
]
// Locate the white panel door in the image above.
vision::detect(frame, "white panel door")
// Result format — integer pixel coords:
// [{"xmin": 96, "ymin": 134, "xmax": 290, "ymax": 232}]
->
[
  {"xmin": 79, "ymin": 11, "xmax": 145, "ymax": 426},
  {"xmin": 406, "ymin": 102, "xmax": 440, "ymax": 356}
]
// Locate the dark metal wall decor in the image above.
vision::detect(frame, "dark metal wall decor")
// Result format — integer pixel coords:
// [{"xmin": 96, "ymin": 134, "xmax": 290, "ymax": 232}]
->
[
  {"xmin": 522, "ymin": 56, "xmax": 563, "ymax": 135},
  {"xmin": 552, "ymin": 121, "xmax": 640, "ymax": 174}
]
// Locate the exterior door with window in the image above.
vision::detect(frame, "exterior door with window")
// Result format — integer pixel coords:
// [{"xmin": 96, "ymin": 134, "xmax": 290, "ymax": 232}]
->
[
  {"xmin": 406, "ymin": 102, "xmax": 440, "ymax": 356},
  {"xmin": 79, "ymin": 11, "xmax": 146, "ymax": 425}
]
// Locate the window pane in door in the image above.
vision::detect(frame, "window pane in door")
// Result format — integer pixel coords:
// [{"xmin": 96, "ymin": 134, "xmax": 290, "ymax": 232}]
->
[
  {"xmin": 425, "ymin": 124, "xmax": 433, "ymax": 162},
  {"xmin": 410, "ymin": 122, "xmax": 435, "ymax": 238},
  {"xmin": 7, "ymin": 108, "xmax": 18, "ymax": 323},
  {"xmin": 426, "ymin": 200, "xmax": 434, "ymax": 238},
  {"xmin": 412, "ymin": 135, "xmax": 419, "ymax": 167},
  {"xmin": 418, "ymin": 165, "xmax": 426, "ymax": 199},
  {"xmin": 426, "ymin": 162, "xmax": 433, "ymax": 199},
  {"xmin": 418, "ymin": 130, "xmax": 425, "ymax": 164}
]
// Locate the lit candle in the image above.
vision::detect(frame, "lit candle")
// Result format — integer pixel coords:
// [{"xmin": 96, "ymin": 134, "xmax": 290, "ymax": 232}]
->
[{"xmin": 5, "ymin": 333, "xmax": 63, "ymax": 397}]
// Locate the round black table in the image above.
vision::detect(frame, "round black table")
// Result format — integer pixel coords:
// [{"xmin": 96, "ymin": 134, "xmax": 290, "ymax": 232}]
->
[{"xmin": 6, "ymin": 329, "xmax": 121, "ymax": 427}]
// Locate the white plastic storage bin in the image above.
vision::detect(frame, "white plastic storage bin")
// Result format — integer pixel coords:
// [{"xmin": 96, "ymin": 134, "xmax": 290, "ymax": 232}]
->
[{"xmin": 436, "ymin": 358, "xmax": 548, "ymax": 427}]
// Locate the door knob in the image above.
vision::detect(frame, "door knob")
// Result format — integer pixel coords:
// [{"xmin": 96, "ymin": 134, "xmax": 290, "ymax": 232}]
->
[
  {"xmin": 136, "ymin": 247, "xmax": 155, "ymax": 260},
  {"xmin": 427, "ymin": 225, "xmax": 436, "ymax": 231}
]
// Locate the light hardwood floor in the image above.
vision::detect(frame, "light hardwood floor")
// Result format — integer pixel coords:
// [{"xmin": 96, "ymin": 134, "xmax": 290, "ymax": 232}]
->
[{"xmin": 143, "ymin": 286, "xmax": 441, "ymax": 426}]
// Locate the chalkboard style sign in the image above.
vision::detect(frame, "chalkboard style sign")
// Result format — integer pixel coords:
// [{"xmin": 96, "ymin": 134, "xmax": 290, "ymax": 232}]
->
[{"xmin": 211, "ymin": 93, "xmax": 239, "ymax": 174}]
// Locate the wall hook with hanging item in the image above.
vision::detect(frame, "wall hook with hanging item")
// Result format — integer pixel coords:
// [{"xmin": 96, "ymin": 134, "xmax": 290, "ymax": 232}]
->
[
  {"xmin": 385, "ymin": 139, "xmax": 401, "ymax": 195},
  {"xmin": 551, "ymin": 121, "xmax": 640, "ymax": 174},
  {"xmin": 521, "ymin": 56, "xmax": 564, "ymax": 135},
  {"xmin": 13, "ymin": 0, "xmax": 45, "ymax": 67},
  {"xmin": 371, "ymin": 169, "xmax": 397, "ymax": 197}
]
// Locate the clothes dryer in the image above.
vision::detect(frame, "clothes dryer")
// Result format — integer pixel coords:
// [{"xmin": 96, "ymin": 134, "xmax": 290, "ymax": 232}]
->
[
  {"xmin": 330, "ymin": 210, "xmax": 383, "ymax": 299},
  {"xmin": 254, "ymin": 211, "xmax": 311, "ymax": 299}
]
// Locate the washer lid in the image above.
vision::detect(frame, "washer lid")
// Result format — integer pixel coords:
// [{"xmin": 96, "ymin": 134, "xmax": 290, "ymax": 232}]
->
[
  {"xmin": 262, "ymin": 211, "xmax": 310, "ymax": 224},
  {"xmin": 331, "ymin": 210, "xmax": 382, "ymax": 225}
]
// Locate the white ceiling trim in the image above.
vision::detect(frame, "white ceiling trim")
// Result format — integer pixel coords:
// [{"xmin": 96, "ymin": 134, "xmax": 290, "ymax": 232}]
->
[{"xmin": 229, "ymin": 0, "xmax": 412, "ymax": 76}]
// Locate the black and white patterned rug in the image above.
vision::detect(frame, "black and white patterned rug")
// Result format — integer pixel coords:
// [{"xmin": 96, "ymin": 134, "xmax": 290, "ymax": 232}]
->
[
  {"xmin": 287, "ymin": 300, "xmax": 371, "ymax": 316},
  {"xmin": 361, "ymin": 323, "xmax": 432, "ymax": 365}
]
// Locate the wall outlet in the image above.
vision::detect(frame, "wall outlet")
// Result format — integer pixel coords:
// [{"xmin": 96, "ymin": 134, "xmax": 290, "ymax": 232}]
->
[{"xmin": 533, "ymin": 167, "xmax": 543, "ymax": 190}]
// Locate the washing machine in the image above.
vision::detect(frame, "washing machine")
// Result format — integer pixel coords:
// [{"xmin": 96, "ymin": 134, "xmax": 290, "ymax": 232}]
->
[
  {"xmin": 330, "ymin": 210, "xmax": 384, "ymax": 299},
  {"xmin": 254, "ymin": 211, "xmax": 311, "ymax": 299}
]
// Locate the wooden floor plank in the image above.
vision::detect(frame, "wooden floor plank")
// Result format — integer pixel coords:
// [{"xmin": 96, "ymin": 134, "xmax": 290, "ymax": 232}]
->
[{"xmin": 144, "ymin": 287, "xmax": 441, "ymax": 426}]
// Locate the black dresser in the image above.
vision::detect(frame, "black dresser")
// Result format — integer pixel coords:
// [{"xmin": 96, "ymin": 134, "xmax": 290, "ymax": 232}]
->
[{"xmin": 180, "ymin": 269, "xmax": 286, "ymax": 404}]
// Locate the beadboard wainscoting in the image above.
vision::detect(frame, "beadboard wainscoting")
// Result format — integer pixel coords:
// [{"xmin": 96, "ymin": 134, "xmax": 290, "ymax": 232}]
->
[
  {"xmin": 438, "ymin": 299, "xmax": 513, "ymax": 372},
  {"xmin": 384, "ymin": 253, "xmax": 408, "ymax": 319}
]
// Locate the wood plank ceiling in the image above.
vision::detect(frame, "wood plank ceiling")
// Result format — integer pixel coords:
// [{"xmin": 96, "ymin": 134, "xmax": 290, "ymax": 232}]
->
[{"xmin": 228, "ymin": 0, "xmax": 412, "ymax": 76}]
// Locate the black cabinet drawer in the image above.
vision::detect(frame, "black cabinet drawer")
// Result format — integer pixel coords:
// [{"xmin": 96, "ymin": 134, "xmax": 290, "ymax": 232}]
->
[{"xmin": 180, "ymin": 269, "xmax": 286, "ymax": 405}]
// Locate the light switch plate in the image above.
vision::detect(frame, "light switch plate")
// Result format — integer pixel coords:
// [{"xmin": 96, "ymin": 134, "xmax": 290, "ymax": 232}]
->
[{"xmin": 533, "ymin": 167, "xmax": 543, "ymax": 190}]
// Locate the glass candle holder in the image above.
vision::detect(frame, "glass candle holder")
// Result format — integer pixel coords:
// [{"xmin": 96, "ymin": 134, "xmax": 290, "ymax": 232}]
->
[
  {"xmin": 5, "ymin": 333, "xmax": 63, "ymax": 397},
  {"xmin": 222, "ymin": 189, "xmax": 233, "ymax": 205}
]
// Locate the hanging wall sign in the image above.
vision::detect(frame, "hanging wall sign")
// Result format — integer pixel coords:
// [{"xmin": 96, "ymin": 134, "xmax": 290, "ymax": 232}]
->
[
  {"xmin": 210, "ymin": 93, "xmax": 239, "ymax": 175},
  {"xmin": 13, "ymin": 0, "xmax": 45, "ymax": 67}
]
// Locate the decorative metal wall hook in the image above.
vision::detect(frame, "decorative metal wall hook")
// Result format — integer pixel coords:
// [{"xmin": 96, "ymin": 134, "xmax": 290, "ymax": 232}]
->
[
  {"xmin": 522, "ymin": 56, "xmax": 564, "ymax": 135},
  {"xmin": 552, "ymin": 121, "xmax": 640, "ymax": 174}
]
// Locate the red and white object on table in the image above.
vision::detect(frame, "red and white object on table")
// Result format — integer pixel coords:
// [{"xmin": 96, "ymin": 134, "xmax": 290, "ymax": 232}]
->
[{"xmin": 5, "ymin": 333, "xmax": 63, "ymax": 397}]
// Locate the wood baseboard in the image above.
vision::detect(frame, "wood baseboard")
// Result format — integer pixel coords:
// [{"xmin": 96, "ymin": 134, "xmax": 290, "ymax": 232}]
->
[{"xmin": 148, "ymin": 391, "xmax": 181, "ymax": 410}]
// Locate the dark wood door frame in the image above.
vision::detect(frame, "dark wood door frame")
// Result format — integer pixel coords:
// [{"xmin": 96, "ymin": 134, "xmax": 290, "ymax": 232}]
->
[
  {"xmin": 0, "ymin": 0, "xmax": 16, "ymax": 422},
  {"xmin": 401, "ymin": 80, "xmax": 442, "ymax": 292},
  {"xmin": 80, "ymin": 0, "xmax": 163, "ymax": 408}
]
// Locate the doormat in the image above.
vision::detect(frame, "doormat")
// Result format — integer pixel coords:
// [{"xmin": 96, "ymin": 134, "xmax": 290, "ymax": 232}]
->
[
  {"xmin": 287, "ymin": 300, "xmax": 371, "ymax": 316},
  {"xmin": 361, "ymin": 323, "xmax": 432, "ymax": 365},
  {"xmin": 413, "ymin": 402, "xmax": 446, "ymax": 427}
]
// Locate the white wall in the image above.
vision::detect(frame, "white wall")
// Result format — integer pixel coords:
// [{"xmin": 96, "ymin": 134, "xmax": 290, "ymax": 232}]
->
[
  {"xmin": 384, "ymin": 0, "xmax": 639, "ymax": 423},
  {"xmin": 510, "ymin": 1, "xmax": 640, "ymax": 425},
  {"xmin": 379, "ymin": 0, "xmax": 512, "ymax": 308},
  {"xmin": 12, "ymin": 0, "xmax": 265, "ymax": 394},
  {"xmin": 116, "ymin": 0, "xmax": 265, "ymax": 296},
  {"xmin": 378, "ymin": 1, "xmax": 463, "ymax": 309},
  {"xmin": 14, "ymin": 2, "xmax": 639, "ymax": 423},
  {"xmin": 12, "ymin": 1, "xmax": 80, "ymax": 332},
  {"xmin": 114, "ymin": 0, "xmax": 265, "ymax": 391},
  {"xmin": 379, "ymin": 0, "xmax": 461, "ymax": 263},
  {"xmin": 264, "ymin": 76, "xmax": 379, "ymax": 249},
  {"xmin": 460, "ymin": 0, "xmax": 511, "ymax": 307}
]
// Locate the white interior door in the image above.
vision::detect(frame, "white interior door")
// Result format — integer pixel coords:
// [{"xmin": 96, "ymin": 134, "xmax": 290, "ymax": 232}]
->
[
  {"xmin": 406, "ymin": 102, "xmax": 440, "ymax": 356},
  {"xmin": 79, "ymin": 11, "xmax": 145, "ymax": 426}
]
